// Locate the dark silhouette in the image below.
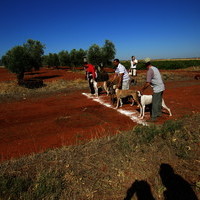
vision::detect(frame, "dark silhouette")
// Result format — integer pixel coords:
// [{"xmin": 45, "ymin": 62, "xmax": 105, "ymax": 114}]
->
[
  {"xmin": 159, "ymin": 163, "xmax": 198, "ymax": 200},
  {"xmin": 25, "ymin": 72, "xmax": 45, "ymax": 75},
  {"xmin": 33, "ymin": 75, "xmax": 62, "ymax": 80},
  {"xmin": 124, "ymin": 180, "xmax": 156, "ymax": 200}
]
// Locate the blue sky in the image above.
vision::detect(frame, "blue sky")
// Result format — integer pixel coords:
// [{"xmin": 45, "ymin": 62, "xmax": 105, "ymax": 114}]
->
[{"xmin": 1, "ymin": 0, "xmax": 200, "ymax": 60}]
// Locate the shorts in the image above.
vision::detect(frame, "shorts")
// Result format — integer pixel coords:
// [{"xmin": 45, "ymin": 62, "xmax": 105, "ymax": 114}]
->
[{"xmin": 122, "ymin": 80, "xmax": 130, "ymax": 90}]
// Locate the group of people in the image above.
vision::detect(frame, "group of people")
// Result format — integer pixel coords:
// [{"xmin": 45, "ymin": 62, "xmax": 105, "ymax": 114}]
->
[{"xmin": 84, "ymin": 56, "xmax": 165, "ymax": 122}]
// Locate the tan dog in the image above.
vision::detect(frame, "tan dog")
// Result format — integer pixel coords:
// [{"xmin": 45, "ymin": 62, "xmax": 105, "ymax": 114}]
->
[
  {"xmin": 103, "ymin": 80, "xmax": 117, "ymax": 96},
  {"xmin": 115, "ymin": 89, "xmax": 140, "ymax": 109}
]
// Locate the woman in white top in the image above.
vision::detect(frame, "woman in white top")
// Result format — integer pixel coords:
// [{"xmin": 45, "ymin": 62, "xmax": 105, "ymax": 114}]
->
[{"xmin": 130, "ymin": 56, "xmax": 138, "ymax": 76}]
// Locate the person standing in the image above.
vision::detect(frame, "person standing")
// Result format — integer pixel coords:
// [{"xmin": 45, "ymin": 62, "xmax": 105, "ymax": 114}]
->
[
  {"xmin": 112, "ymin": 59, "xmax": 130, "ymax": 90},
  {"xmin": 130, "ymin": 56, "xmax": 138, "ymax": 76},
  {"xmin": 141, "ymin": 62, "xmax": 165, "ymax": 122},
  {"xmin": 83, "ymin": 62, "xmax": 97, "ymax": 95}
]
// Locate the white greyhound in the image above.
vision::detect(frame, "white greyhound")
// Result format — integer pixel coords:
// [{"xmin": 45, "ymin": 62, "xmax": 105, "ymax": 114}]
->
[{"xmin": 137, "ymin": 91, "xmax": 172, "ymax": 119}]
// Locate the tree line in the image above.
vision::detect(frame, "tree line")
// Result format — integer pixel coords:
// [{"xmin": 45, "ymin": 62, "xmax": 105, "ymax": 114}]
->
[{"xmin": 1, "ymin": 39, "xmax": 116, "ymax": 84}]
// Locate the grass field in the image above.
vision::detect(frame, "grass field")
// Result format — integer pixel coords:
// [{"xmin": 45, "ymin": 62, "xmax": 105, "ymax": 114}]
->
[{"xmin": 121, "ymin": 59, "xmax": 200, "ymax": 70}]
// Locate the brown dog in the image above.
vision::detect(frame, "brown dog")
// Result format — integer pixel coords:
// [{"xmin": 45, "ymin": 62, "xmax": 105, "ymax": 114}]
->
[{"xmin": 115, "ymin": 89, "xmax": 140, "ymax": 109}]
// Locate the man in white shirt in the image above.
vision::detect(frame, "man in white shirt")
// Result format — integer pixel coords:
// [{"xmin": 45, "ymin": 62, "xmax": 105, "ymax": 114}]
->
[
  {"xmin": 112, "ymin": 59, "xmax": 130, "ymax": 90},
  {"xmin": 130, "ymin": 56, "xmax": 138, "ymax": 76}
]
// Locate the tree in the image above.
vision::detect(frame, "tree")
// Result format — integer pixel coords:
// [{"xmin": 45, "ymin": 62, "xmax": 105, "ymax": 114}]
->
[
  {"xmin": 2, "ymin": 39, "xmax": 45, "ymax": 84},
  {"xmin": 2, "ymin": 46, "xmax": 32, "ymax": 83},
  {"xmin": 70, "ymin": 49, "xmax": 78, "ymax": 69},
  {"xmin": 101, "ymin": 40, "xmax": 116, "ymax": 66},
  {"xmin": 87, "ymin": 44, "xmax": 102, "ymax": 66},
  {"xmin": 87, "ymin": 40, "xmax": 116, "ymax": 67},
  {"xmin": 45, "ymin": 53, "xmax": 60, "ymax": 68},
  {"xmin": 23, "ymin": 39, "xmax": 45, "ymax": 70},
  {"xmin": 52, "ymin": 53, "xmax": 60, "ymax": 69},
  {"xmin": 42, "ymin": 55, "xmax": 49, "ymax": 66},
  {"xmin": 76, "ymin": 49, "xmax": 87, "ymax": 66},
  {"xmin": 58, "ymin": 50, "xmax": 70, "ymax": 66}
]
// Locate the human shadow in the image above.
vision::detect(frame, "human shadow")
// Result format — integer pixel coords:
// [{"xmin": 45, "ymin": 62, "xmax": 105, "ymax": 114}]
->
[
  {"xmin": 159, "ymin": 163, "xmax": 198, "ymax": 200},
  {"xmin": 124, "ymin": 180, "xmax": 156, "ymax": 200}
]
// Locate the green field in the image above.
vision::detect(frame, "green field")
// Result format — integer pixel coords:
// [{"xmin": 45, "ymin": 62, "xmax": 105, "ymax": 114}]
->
[{"xmin": 121, "ymin": 59, "xmax": 200, "ymax": 70}]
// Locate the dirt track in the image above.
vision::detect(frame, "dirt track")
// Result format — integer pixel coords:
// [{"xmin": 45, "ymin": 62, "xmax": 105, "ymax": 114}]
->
[{"xmin": 0, "ymin": 68, "xmax": 200, "ymax": 161}]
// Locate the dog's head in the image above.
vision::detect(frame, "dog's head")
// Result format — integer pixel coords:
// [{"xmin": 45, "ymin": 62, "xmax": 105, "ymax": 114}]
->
[
  {"xmin": 137, "ymin": 91, "xmax": 142, "ymax": 97},
  {"xmin": 108, "ymin": 83, "xmax": 116, "ymax": 95}
]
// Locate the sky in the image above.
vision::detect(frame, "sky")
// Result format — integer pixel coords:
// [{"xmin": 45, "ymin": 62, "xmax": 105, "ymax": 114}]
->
[{"xmin": 1, "ymin": 0, "xmax": 200, "ymax": 60}]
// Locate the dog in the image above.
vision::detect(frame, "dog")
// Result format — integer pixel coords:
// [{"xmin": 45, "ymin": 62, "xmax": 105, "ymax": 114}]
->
[
  {"xmin": 137, "ymin": 91, "xmax": 172, "ymax": 119},
  {"xmin": 115, "ymin": 89, "xmax": 140, "ymax": 109},
  {"xmin": 90, "ymin": 80, "xmax": 116, "ymax": 97},
  {"xmin": 103, "ymin": 80, "xmax": 116, "ymax": 96}
]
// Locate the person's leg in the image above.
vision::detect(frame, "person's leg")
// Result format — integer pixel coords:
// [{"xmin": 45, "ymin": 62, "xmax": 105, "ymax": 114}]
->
[
  {"xmin": 88, "ymin": 76, "xmax": 95, "ymax": 94},
  {"xmin": 152, "ymin": 92, "xmax": 162, "ymax": 119},
  {"xmin": 122, "ymin": 80, "xmax": 130, "ymax": 90},
  {"xmin": 133, "ymin": 69, "xmax": 136, "ymax": 76},
  {"xmin": 157, "ymin": 91, "xmax": 163, "ymax": 116}
]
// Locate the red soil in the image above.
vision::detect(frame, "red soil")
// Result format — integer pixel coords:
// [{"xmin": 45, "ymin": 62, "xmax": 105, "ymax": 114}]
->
[{"xmin": 0, "ymin": 68, "xmax": 200, "ymax": 161}]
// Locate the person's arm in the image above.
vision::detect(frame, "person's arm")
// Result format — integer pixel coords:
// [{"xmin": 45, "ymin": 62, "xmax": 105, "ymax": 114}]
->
[
  {"xmin": 111, "ymin": 73, "xmax": 117, "ymax": 83},
  {"xmin": 141, "ymin": 68, "xmax": 153, "ymax": 94},
  {"xmin": 117, "ymin": 73, "xmax": 123, "ymax": 89},
  {"xmin": 141, "ymin": 82, "xmax": 151, "ymax": 94}
]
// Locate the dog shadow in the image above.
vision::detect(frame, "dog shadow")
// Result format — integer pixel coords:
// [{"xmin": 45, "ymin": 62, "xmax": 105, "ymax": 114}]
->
[
  {"xmin": 124, "ymin": 180, "xmax": 156, "ymax": 200},
  {"xmin": 159, "ymin": 163, "xmax": 198, "ymax": 200}
]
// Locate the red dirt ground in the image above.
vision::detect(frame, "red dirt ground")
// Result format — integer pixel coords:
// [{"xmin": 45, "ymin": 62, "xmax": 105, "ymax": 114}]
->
[{"xmin": 0, "ymin": 68, "xmax": 200, "ymax": 161}]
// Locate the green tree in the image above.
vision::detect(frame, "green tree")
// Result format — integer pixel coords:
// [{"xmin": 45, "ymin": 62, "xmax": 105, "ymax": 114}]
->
[
  {"xmin": 87, "ymin": 44, "xmax": 102, "ymax": 66},
  {"xmin": 76, "ymin": 49, "xmax": 87, "ymax": 67},
  {"xmin": 42, "ymin": 55, "xmax": 49, "ymax": 66},
  {"xmin": 58, "ymin": 50, "xmax": 70, "ymax": 66},
  {"xmin": 87, "ymin": 40, "xmax": 116, "ymax": 67},
  {"xmin": 101, "ymin": 40, "xmax": 116, "ymax": 66},
  {"xmin": 52, "ymin": 53, "xmax": 60, "ymax": 69},
  {"xmin": 2, "ymin": 46, "xmax": 32, "ymax": 83},
  {"xmin": 70, "ymin": 49, "xmax": 78, "ymax": 69},
  {"xmin": 23, "ymin": 39, "xmax": 45, "ymax": 70},
  {"xmin": 45, "ymin": 53, "xmax": 60, "ymax": 68},
  {"xmin": 2, "ymin": 39, "xmax": 45, "ymax": 84}
]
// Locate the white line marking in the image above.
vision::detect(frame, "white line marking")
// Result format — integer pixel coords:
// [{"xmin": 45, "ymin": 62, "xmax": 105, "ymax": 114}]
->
[{"xmin": 82, "ymin": 93, "xmax": 147, "ymax": 126}]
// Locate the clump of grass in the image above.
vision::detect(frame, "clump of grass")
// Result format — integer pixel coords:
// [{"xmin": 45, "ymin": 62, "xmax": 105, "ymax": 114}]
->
[
  {"xmin": 160, "ymin": 119, "xmax": 183, "ymax": 139},
  {"xmin": 0, "ymin": 114, "xmax": 199, "ymax": 199},
  {"xmin": 134, "ymin": 124, "xmax": 160, "ymax": 143},
  {"xmin": 0, "ymin": 79, "xmax": 88, "ymax": 102}
]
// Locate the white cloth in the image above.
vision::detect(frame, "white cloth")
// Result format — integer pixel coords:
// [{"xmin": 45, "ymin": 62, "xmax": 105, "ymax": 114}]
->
[
  {"xmin": 130, "ymin": 59, "xmax": 138, "ymax": 69},
  {"xmin": 115, "ymin": 63, "xmax": 130, "ymax": 82}
]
